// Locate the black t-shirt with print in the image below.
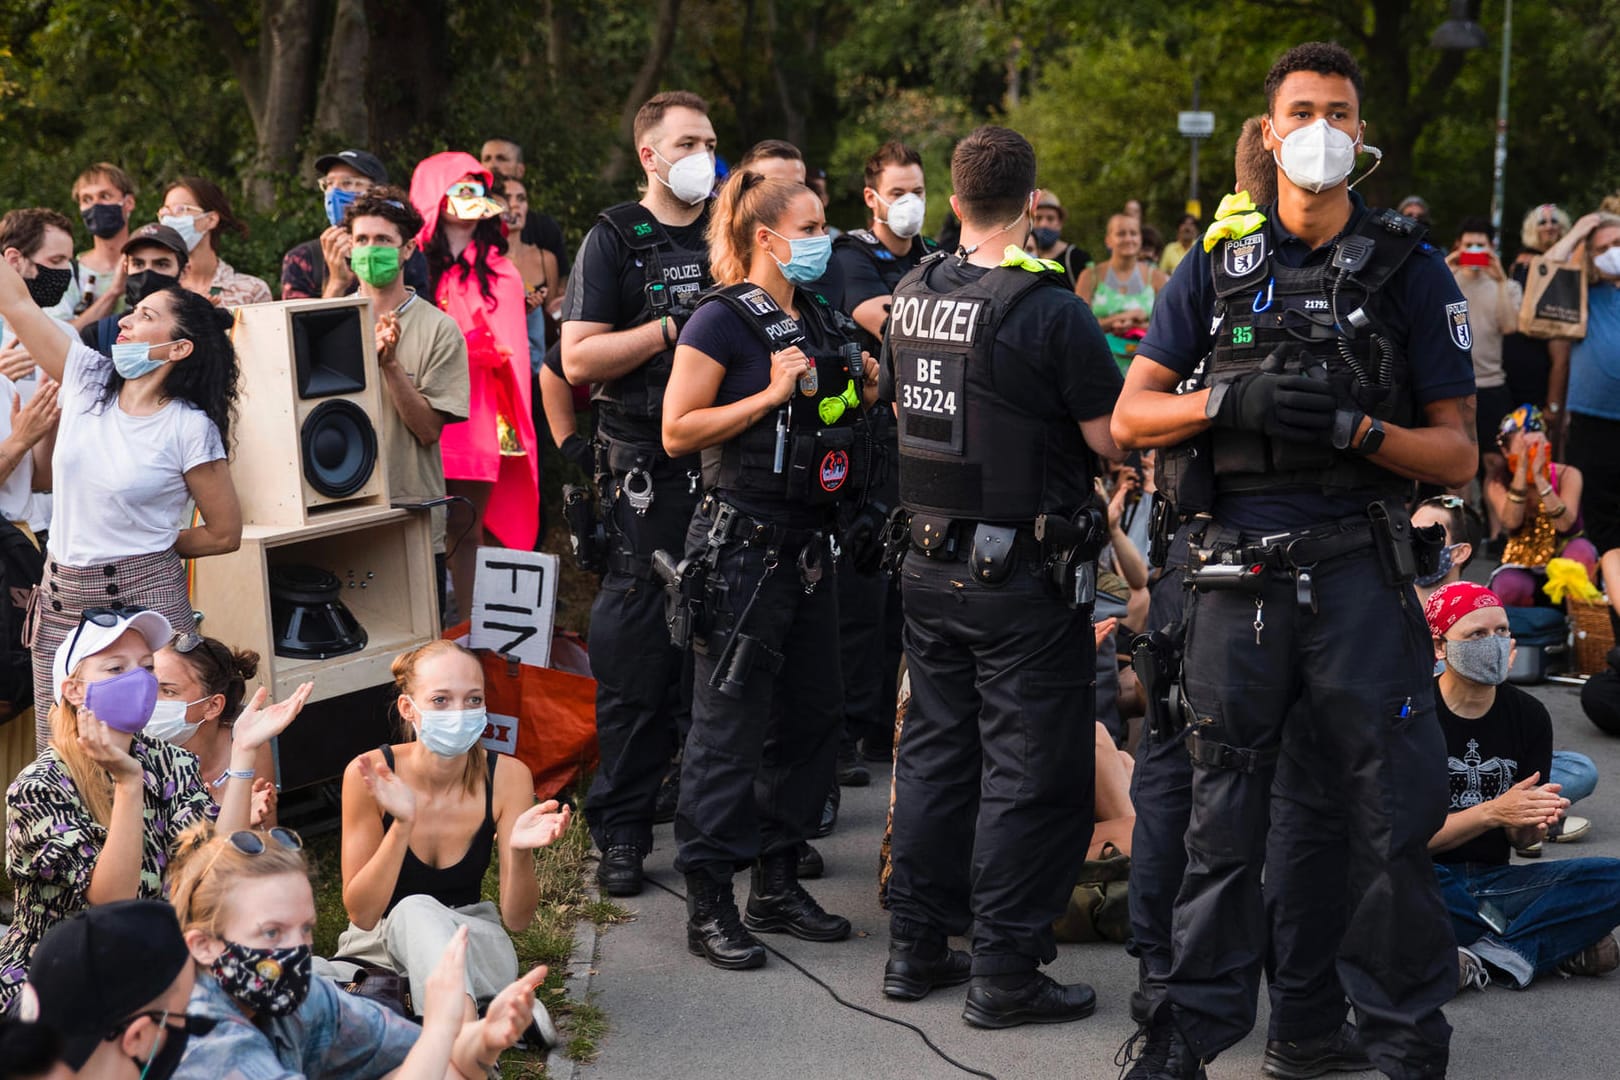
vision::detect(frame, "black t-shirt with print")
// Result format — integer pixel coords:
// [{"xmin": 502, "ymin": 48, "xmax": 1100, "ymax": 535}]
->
[{"xmin": 1434, "ymin": 680, "xmax": 1553, "ymax": 867}]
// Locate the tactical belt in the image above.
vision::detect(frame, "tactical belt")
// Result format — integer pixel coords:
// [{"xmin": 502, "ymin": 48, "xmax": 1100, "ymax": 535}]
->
[
  {"xmin": 1197, "ymin": 520, "xmax": 1376, "ymax": 572},
  {"xmin": 908, "ymin": 514, "xmax": 1041, "ymax": 563},
  {"xmin": 699, "ymin": 495, "xmax": 825, "ymax": 553}
]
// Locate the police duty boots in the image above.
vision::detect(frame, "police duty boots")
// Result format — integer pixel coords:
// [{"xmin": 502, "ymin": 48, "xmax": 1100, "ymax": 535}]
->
[
  {"xmin": 1262, "ymin": 1021, "xmax": 1371, "ymax": 1079},
  {"xmin": 1118, "ymin": 1002, "xmax": 1206, "ymax": 1079},
  {"xmin": 961, "ymin": 971, "xmax": 1097, "ymax": 1030},
  {"xmin": 742, "ymin": 851, "xmax": 852, "ymax": 942},
  {"xmin": 597, "ymin": 843, "xmax": 644, "ymax": 897},
  {"xmin": 796, "ymin": 840, "xmax": 824, "ymax": 879},
  {"xmin": 882, "ymin": 935, "xmax": 971, "ymax": 1000},
  {"xmin": 685, "ymin": 871, "xmax": 767, "ymax": 970}
]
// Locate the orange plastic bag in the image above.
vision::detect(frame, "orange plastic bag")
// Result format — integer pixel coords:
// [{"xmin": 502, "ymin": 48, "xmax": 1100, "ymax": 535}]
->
[{"xmin": 446, "ymin": 623, "xmax": 599, "ymax": 800}]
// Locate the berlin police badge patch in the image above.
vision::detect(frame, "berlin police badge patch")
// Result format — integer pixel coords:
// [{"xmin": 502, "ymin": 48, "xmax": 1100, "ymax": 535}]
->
[
  {"xmin": 1446, "ymin": 300, "xmax": 1472, "ymax": 350},
  {"xmin": 1224, "ymin": 233, "xmax": 1266, "ymax": 278}
]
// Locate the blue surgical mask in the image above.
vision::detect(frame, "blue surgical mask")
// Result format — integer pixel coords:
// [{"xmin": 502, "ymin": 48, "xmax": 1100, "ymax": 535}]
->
[
  {"xmin": 766, "ymin": 228, "xmax": 832, "ymax": 285},
  {"xmin": 158, "ymin": 214, "xmax": 205, "ymax": 253},
  {"xmin": 411, "ymin": 699, "xmax": 488, "ymax": 757},
  {"xmin": 324, "ymin": 186, "xmax": 359, "ymax": 229},
  {"xmin": 111, "ymin": 340, "xmax": 181, "ymax": 380}
]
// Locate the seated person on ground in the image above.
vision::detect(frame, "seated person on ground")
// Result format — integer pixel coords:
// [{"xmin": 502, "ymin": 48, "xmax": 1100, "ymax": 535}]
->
[
  {"xmin": 1484, "ymin": 405, "xmax": 1597, "ymax": 607},
  {"xmin": 152, "ymin": 633, "xmax": 276, "ymax": 825},
  {"xmin": 167, "ymin": 823, "xmax": 544, "ymax": 1079},
  {"xmin": 11, "ymin": 900, "xmax": 199, "ymax": 1080},
  {"xmin": 1409, "ymin": 494, "xmax": 1475, "ymax": 606},
  {"xmin": 340, "ymin": 640, "xmax": 571, "ymax": 1015},
  {"xmin": 1424, "ymin": 582, "xmax": 1620, "ymax": 991},
  {"xmin": 0, "ymin": 608, "xmax": 304, "ymax": 1010}
]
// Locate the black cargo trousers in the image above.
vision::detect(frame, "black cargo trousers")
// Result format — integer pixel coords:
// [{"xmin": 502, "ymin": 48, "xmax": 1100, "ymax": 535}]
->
[{"xmin": 1165, "ymin": 527, "xmax": 1456, "ymax": 1079}]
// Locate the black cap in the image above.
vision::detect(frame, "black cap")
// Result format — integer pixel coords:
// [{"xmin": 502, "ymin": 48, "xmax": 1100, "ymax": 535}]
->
[
  {"xmin": 121, "ymin": 223, "xmax": 189, "ymax": 265},
  {"xmin": 314, "ymin": 149, "xmax": 389, "ymax": 185},
  {"xmin": 16, "ymin": 900, "xmax": 190, "ymax": 1069}
]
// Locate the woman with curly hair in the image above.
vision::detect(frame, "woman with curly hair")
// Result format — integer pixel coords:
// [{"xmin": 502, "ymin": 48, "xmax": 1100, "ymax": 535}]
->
[{"xmin": 0, "ymin": 254, "xmax": 243, "ymax": 749}]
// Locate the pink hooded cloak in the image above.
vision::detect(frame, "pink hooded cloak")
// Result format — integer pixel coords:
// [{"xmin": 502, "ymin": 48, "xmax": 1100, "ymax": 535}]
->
[{"xmin": 408, "ymin": 151, "xmax": 538, "ymax": 550}]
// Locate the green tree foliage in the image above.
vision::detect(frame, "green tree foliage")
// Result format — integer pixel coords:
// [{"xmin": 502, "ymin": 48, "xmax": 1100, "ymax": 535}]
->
[{"xmin": 0, "ymin": 0, "xmax": 1616, "ymax": 287}]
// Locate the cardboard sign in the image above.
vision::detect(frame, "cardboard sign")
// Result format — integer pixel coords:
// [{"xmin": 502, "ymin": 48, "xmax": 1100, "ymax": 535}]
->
[{"xmin": 469, "ymin": 548, "xmax": 558, "ymax": 668}]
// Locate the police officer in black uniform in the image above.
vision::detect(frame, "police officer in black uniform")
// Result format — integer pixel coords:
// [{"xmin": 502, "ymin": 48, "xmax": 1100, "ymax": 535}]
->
[
  {"xmin": 1120, "ymin": 125, "xmax": 1370, "ymax": 1080},
  {"xmin": 880, "ymin": 126, "xmax": 1123, "ymax": 1027},
  {"xmin": 1113, "ymin": 44, "xmax": 1476, "ymax": 1079},
  {"xmin": 828, "ymin": 141, "xmax": 938, "ymax": 789},
  {"xmin": 560, "ymin": 91, "xmax": 716, "ymax": 898},
  {"xmin": 659, "ymin": 171, "xmax": 874, "ymax": 969}
]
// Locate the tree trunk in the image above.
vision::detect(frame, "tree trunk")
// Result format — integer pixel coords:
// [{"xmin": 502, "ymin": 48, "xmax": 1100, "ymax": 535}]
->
[
  {"xmin": 245, "ymin": 0, "xmax": 319, "ymax": 211},
  {"xmin": 601, "ymin": 0, "xmax": 684, "ymax": 184},
  {"xmin": 312, "ymin": 0, "xmax": 371, "ymax": 149},
  {"xmin": 363, "ymin": 0, "xmax": 452, "ymax": 163}
]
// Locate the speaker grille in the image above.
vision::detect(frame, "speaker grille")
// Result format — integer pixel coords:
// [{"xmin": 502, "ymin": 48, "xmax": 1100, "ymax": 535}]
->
[{"xmin": 301, "ymin": 399, "xmax": 378, "ymax": 499}]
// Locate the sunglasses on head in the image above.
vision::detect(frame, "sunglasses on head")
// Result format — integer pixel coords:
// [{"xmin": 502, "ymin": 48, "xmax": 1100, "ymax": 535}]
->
[
  {"xmin": 65, "ymin": 604, "xmax": 150, "ymax": 669},
  {"xmin": 200, "ymin": 827, "xmax": 304, "ymax": 881},
  {"xmin": 445, "ymin": 181, "xmax": 486, "ymax": 200}
]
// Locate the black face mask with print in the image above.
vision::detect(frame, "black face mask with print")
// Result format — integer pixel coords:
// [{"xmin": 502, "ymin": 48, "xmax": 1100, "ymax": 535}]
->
[
  {"xmin": 125, "ymin": 270, "xmax": 179, "ymax": 309},
  {"xmin": 27, "ymin": 264, "xmax": 72, "ymax": 309},
  {"xmin": 211, "ymin": 940, "xmax": 313, "ymax": 1017}
]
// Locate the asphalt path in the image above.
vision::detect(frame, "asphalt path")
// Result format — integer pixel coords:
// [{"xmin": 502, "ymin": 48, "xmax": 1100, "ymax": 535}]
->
[{"xmin": 583, "ymin": 680, "xmax": 1618, "ymax": 1080}]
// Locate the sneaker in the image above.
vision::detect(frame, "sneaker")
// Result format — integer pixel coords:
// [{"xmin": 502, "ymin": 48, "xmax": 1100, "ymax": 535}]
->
[
  {"xmin": 1458, "ymin": 947, "xmax": 1490, "ymax": 992},
  {"xmin": 596, "ymin": 844, "xmax": 644, "ymax": 897},
  {"xmin": 1514, "ymin": 840, "xmax": 1543, "ymax": 858},
  {"xmin": 519, "ymin": 999, "xmax": 559, "ymax": 1051},
  {"xmin": 1263, "ymin": 1021, "xmax": 1371, "ymax": 1079},
  {"xmin": 961, "ymin": 972, "xmax": 1096, "ymax": 1029},
  {"xmin": 1551, "ymin": 815, "xmax": 1592, "ymax": 843},
  {"xmin": 1557, "ymin": 933, "xmax": 1620, "ymax": 977}
]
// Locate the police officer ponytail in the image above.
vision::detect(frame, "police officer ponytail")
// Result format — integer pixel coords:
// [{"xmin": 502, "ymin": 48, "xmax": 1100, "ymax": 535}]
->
[{"xmin": 707, "ymin": 170, "xmax": 810, "ymax": 286}]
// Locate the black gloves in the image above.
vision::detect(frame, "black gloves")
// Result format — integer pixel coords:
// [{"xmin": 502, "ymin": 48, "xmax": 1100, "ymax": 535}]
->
[
  {"xmin": 1208, "ymin": 372, "xmax": 1337, "ymax": 444},
  {"xmin": 559, "ymin": 433, "xmax": 593, "ymax": 473}
]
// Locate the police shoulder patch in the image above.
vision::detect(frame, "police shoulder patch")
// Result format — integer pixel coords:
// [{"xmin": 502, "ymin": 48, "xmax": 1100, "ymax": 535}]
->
[
  {"xmin": 739, "ymin": 286, "xmax": 778, "ymax": 316},
  {"xmin": 1446, "ymin": 300, "xmax": 1472, "ymax": 350},
  {"xmin": 1224, "ymin": 232, "xmax": 1267, "ymax": 278}
]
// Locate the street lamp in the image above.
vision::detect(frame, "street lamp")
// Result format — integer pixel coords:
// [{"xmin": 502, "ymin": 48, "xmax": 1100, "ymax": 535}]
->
[{"xmin": 1433, "ymin": 0, "xmax": 1513, "ymax": 240}]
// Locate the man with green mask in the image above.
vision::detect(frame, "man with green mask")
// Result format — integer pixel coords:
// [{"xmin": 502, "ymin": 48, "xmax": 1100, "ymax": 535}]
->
[{"xmin": 343, "ymin": 186, "xmax": 470, "ymax": 620}]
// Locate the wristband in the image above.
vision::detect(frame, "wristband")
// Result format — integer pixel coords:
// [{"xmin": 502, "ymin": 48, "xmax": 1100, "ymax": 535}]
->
[
  {"xmin": 661, "ymin": 315, "xmax": 677, "ymax": 348},
  {"xmin": 1506, "ymin": 489, "xmax": 1527, "ymax": 504}
]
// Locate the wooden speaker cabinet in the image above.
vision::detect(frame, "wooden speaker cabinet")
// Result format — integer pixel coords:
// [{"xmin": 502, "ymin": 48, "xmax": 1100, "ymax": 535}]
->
[
  {"xmin": 229, "ymin": 296, "xmax": 392, "ymax": 528},
  {"xmin": 190, "ymin": 507, "xmax": 439, "ymax": 708}
]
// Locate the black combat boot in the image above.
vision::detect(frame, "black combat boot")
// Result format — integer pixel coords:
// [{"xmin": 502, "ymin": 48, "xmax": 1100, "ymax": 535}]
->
[
  {"xmin": 1117, "ymin": 1002, "xmax": 1207, "ymax": 1080},
  {"xmin": 743, "ymin": 851, "xmax": 851, "ymax": 941},
  {"xmin": 882, "ymin": 935, "xmax": 972, "ymax": 1000},
  {"xmin": 1262, "ymin": 1021, "xmax": 1371, "ymax": 1079},
  {"xmin": 596, "ymin": 843, "xmax": 644, "ymax": 897},
  {"xmin": 685, "ymin": 872, "xmax": 766, "ymax": 970},
  {"xmin": 796, "ymin": 840, "xmax": 824, "ymax": 879}
]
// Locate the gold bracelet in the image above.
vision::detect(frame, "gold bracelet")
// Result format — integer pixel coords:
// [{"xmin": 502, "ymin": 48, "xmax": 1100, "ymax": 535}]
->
[{"xmin": 1506, "ymin": 490, "xmax": 1527, "ymax": 504}]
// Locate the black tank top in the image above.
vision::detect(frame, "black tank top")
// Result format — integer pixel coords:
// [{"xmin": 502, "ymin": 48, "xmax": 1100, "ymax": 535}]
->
[{"xmin": 379, "ymin": 744, "xmax": 498, "ymax": 915}]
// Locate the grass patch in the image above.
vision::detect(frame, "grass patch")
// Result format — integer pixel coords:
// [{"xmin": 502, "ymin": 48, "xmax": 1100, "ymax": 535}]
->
[{"xmin": 308, "ymin": 779, "xmax": 607, "ymax": 1076}]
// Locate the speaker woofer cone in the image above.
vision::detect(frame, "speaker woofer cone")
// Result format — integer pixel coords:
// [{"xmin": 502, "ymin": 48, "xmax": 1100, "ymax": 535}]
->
[{"xmin": 301, "ymin": 399, "xmax": 377, "ymax": 498}]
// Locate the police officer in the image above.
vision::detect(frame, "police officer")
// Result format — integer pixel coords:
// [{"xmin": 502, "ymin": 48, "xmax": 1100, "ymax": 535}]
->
[
  {"xmin": 560, "ymin": 91, "xmax": 716, "ymax": 898},
  {"xmin": 881, "ymin": 126, "xmax": 1122, "ymax": 1027},
  {"xmin": 828, "ymin": 142, "xmax": 939, "ymax": 790},
  {"xmin": 660, "ymin": 171, "xmax": 874, "ymax": 969},
  {"xmin": 1119, "ymin": 122, "xmax": 1370, "ymax": 1080},
  {"xmin": 1112, "ymin": 44, "xmax": 1475, "ymax": 1078}
]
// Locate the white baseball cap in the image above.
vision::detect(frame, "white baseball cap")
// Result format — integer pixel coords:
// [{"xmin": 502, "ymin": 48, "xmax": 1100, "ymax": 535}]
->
[{"xmin": 53, "ymin": 607, "xmax": 174, "ymax": 702}]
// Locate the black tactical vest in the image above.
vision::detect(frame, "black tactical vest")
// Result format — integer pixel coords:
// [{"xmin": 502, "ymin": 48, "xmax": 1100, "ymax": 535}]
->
[
  {"xmin": 831, "ymin": 229, "xmax": 939, "ymax": 353},
  {"xmin": 1206, "ymin": 207, "xmax": 1426, "ymax": 496},
  {"xmin": 888, "ymin": 256, "xmax": 1090, "ymax": 521},
  {"xmin": 589, "ymin": 201, "xmax": 712, "ymax": 423},
  {"xmin": 699, "ymin": 283, "xmax": 870, "ymax": 508}
]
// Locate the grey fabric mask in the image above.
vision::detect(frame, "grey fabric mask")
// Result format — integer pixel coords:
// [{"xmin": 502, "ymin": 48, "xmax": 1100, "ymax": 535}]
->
[{"xmin": 1445, "ymin": 635, "xmax": 1513, "ymax": 686}]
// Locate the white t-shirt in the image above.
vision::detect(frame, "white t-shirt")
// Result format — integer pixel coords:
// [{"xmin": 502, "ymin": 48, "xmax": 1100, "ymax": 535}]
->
[
  {"xmin": 0, "ymin": 313, "xmax": 79, "ymax": 534},
  {"xmin": 49, "ymin": 342, "xmax": 226, "ymax": 566},
  {"xmin": 0, "ymin": 376, "xmax": 35, "ymax": 526}
]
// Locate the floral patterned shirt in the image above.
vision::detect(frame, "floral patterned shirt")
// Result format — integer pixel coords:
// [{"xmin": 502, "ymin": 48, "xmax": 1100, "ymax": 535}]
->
[{"xmin": 0, "ymin": 736, "xmax": 214, "ymax": 1008}]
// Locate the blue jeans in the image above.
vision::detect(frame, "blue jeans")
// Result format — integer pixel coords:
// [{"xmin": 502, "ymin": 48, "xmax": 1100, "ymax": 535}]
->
[
  {"xmin": 1435, "ymin": 858, "xmax": 1620, "ymax": 987},
  {"xmin": 1552, "ymin": 750, "xmax": 1599, "ymax": 805}
]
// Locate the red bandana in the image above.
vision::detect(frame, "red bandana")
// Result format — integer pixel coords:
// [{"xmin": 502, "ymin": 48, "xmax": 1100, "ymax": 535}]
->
[{"xmin": 1424, "ymin": 581, "xmax": 1503, "ymax": 638}]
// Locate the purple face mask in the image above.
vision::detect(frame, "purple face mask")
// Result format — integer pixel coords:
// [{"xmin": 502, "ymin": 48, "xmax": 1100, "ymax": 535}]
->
[{"xmin": 82, "ymin": 666, "xmax": 159, "ymax": 733}]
